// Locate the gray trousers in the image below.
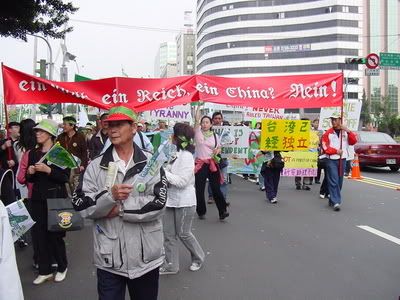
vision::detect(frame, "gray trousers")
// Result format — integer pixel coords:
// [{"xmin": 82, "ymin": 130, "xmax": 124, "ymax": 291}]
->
[{"xmin": 163, "ymin": 206, "xmax": 205, "ymax": 272}]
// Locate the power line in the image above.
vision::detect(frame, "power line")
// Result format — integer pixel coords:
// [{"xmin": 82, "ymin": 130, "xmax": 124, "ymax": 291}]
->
[{"xmin": 71, "ymin": 18, "xmax": 400, "ymax": 40}]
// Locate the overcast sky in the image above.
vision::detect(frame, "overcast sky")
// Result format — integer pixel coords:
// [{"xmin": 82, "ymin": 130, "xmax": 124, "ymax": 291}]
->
[{"xmin": 0, "ymin": 0, "xmax": 196, "ymax": 92}]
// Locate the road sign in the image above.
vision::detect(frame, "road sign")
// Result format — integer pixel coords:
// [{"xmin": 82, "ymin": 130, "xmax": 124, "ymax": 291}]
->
[
  {"xmin": 380, "ymin": 52, "xmax": 400, "ymax": 70},
  {"xmin": 365, "ymin": 68, "xmax": 380, "ymax": 76},
  {"xmin": 366, "ymin": 53, "xmax": 379, "ymax": 69}
]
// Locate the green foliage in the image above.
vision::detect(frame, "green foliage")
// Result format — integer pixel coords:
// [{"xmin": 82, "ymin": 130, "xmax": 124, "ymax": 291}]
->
[
  {"xmin": 38, "ymin": 104, "xmax": 59, "ymax": 118},
  {"xmin": 0, "ymin": 0, "xmax": 78, "ymax": 41},
  {"xmin": 360, "ymin": 90, "xmax": 372, "ymax": 125},
  {"xmin": 8, "ymin": 109, "xmax": 19, "ymax": 122},
  {"xmin": 374, "ymin": 96, "xmax": 400, "ymax": 137}
]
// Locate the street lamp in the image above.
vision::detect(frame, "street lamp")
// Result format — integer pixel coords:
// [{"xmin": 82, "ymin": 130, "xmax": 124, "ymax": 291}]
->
[{"xmin": 31, "ymin": 34, "xmax": 54, "ymax": 80}]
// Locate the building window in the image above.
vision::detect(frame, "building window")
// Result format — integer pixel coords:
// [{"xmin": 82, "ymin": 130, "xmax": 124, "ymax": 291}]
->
[
  {"xmin": 229, "ymin": 4, "xmax": 234, "ymax": 9},
  {"xmin": 222, "ymin": 6, "xmax": 227, "ymax": 10},
  {"xmin": 279, "ymin": 12, "xmax": 285, "ymax": 19},
  {"xmin": 342, "ymin": 6, "xmax": 349, "ymax": 13},
  {"xmin": 326, "ymin": 6, "xmax": 333, "ymax": 13}
]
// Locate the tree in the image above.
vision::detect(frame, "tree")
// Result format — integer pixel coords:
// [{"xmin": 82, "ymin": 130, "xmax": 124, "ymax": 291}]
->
[
  {"xmin": 374, "ymin": 96, "xmax": 400, "ymax": 137},
  {"xmin": 0, "ymin": 0, "xmax": 78, "ymax": 41},
  {"xmin": 360, "ymin": 89, "xmax": 372, "ymax": 126}
]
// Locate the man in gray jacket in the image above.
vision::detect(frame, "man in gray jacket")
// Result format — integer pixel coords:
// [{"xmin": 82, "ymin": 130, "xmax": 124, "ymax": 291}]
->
[{"xmin": 72, "ymin": 106, "xmax": 167, "ymax": 300}]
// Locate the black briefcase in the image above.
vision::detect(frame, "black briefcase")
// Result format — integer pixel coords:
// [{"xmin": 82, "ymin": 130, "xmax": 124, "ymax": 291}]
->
[{"xmin": 47, "ymin": 197, "xmax": 84, "ymax": 232}]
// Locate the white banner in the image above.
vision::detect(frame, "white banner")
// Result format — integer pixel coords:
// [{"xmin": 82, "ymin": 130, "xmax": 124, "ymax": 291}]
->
[
  {"xmin": 243, "ymin": 108, "xmax": 285, "ymax": 121},
  {"xmin": 213, "ymin": 126, "xmax": 250, "ymax": 158},
  {"xmin": 144, "ymin": 104, "xmax": 192, "ymax": 122},
  {"xmin": 318, "ymin": 100, "xmax": 362, "ymax": 131}
]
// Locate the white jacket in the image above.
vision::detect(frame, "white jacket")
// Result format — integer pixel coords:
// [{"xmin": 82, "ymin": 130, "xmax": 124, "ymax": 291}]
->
[
  {"xmin": 0, "ymin": 201, "xmax": 24, "ymax": 300},
  {"xmin": 164, "ymin": 150, "xmax": 196, "ymax": 208}
]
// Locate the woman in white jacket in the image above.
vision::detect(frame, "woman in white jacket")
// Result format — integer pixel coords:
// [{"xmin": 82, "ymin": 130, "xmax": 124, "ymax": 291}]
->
[{"xmin": 160, "ymin": 123, "xmax": 205, "ymax": 275}]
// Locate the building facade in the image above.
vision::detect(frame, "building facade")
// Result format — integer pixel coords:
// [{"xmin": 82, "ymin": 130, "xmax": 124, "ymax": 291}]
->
[
  {"xmin": 176, "ymin": 30, "xmax": 196, "ymax": 76},
  {"xmin": 154, "ymin": 42, "xmax": 177, "ymax": 77},
  {"xmin": 363, "ymin": 0, "xmax": 400, "ymax": 113},
  {"xmin": 196, "ymin": 0, "xmax": 363, "ymax": 114}
]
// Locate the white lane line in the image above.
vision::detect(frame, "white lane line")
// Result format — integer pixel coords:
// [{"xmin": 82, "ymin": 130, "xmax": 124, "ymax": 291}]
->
[{"xmin": 357, "ymin": 225, "xmax": 400, "ymax": 246}]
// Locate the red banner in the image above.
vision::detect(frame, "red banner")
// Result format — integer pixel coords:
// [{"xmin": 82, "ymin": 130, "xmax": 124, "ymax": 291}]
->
[{"xmin": 2, "ymin": 64, "xmax": 343, "ymax": 111}]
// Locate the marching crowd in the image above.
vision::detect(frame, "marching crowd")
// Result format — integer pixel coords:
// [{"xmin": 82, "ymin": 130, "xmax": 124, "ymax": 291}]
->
[{"xmin": 0, "ymin": 105, "xmax": 356, "ymax": 300}]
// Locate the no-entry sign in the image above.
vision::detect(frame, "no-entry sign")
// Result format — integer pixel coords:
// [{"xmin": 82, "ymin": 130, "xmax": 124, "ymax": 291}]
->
[{"xmin": 366, "ymin": 53, "xmax": 380, "ymax": 69}]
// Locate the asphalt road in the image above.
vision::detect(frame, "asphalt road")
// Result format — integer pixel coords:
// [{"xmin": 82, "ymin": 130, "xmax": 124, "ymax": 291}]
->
[{"xmin": 16, "ymin": 168, "xmax": 400, "ymax": 300}]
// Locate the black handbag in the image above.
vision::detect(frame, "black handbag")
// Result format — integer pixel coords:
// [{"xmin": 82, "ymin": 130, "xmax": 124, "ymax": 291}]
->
[
  {"xmin": 270, "ymin": 152, "xmax": 285, "ymax": 170},
  {"xmin": 47, "ymin": 196, "xmax": 84, "ymax": 232}
]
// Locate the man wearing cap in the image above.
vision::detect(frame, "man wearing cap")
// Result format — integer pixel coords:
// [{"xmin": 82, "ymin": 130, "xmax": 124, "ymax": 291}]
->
[
  {"xmin": 321, "ymin": 112, "xmax": 357, "ymax": 211},
  {"xmin": 89, "ymin": 113, "xmax": 109, "ymax": 159},
  {"xmin": 72, "ymin": 106, "xmax": 167, "ymax": 300},
  {"xmin": 57, "ymin": 116, "xmax": 88, "ymax": 192},
  {"xmin": 134, "ymin": 122, "xmax": 154, "ymax": 153}
]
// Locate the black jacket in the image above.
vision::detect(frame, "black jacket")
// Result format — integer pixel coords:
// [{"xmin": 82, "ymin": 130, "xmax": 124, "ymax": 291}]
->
[{"xmin": 27, "ymin": 148, "xmax": 70, "ymax": 225}]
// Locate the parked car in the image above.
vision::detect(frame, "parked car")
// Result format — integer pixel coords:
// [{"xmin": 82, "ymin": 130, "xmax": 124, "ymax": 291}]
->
[{"xmin": 354, "ymin": 131, "xmax": 400, "ymax": 172}]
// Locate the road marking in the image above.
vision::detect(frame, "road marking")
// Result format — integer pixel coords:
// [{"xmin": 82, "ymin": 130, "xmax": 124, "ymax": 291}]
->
[
  {"xmin": 357, "ymin": 225, "xmax": 400, "ymax": 246},
  {"xmin": 348, "ymin": 176, "xmax": 400, "ymax": 190}
]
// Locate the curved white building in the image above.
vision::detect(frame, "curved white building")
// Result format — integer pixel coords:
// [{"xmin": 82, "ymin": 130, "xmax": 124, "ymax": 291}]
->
[{"xmin": 196, "ymin": 0, "xmax": 363, "ymax": 102}]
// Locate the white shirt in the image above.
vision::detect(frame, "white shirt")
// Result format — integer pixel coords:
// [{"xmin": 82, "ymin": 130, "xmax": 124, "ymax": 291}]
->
[
  {"xmin": 112, "ymin": 148, "xmax": 133, "ymax": 176},
  {"xmin": 164, "ymin": 150, "xmax": 196, "ymax": 208}
]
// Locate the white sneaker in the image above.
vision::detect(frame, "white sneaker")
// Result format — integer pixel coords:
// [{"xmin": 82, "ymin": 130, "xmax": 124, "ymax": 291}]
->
[
  {"xmin": 319, "ymin": 194, "xmax": 325, "ymax": 199},
  {"xmin": 159, "ymin": 266, "xmax": 178, "ymax": 275},
  {"xmin": 270, "ymin": 198, "xmax": 277, "ymax": 203},
  {"xmin": 33, "ymin": 274, "xmax": 53, "ymax": 285},
  {"xmin": 333, "ymin": 204, "xmax": 341, "ymax": 211},
  {"xmin": 54, "ymin": 268, "xmax": 67, "ymax": 282},
  {"xmin": 189, "ymin": 262, "xmax": 202, "ymax": 272}
]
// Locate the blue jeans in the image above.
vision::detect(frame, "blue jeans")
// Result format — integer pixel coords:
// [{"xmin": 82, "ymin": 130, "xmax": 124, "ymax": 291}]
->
[
  {"xmin": 263, "ymin": 168, "xmax": 281, "ymax": 201},
  {"xmin": 97, "ymin": 268, "xmax": 159, "ymax": 300},
  {"xmin": 325, "ymin": 159, "xmax": 345, "ymax": 205},
  {"xmin": 208, "ymin": 165, "xmax": 228, "ymax": 199}
]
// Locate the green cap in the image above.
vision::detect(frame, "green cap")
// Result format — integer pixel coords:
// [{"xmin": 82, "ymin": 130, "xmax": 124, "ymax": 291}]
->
[
  {"xmin": 34, "ymin": 119, "xmax": 59, "ymax": 137},
  {"xmin": 105, "ymin": 106, "xmax": 138, "ymax": 122},
  {"xmin": 328, "ymin": 112, "xmax": 342, "ymax": 119}
]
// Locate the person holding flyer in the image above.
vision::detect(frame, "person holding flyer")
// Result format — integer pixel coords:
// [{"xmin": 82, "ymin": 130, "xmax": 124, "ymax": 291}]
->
[
  {"xmin": 27, "ymin": 119, "xmax": 70, "ymax": 285},
  {"xmin": 72, "ymin": 106, "xmax": 167, "ymax": 300},
  {"xmin": 160, "ymin": 123, "xmax": 205, "ymax": 275}
]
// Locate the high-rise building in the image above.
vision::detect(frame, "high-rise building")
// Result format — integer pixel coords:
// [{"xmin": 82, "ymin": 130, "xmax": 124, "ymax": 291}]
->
[
  {"xmin": 196, "ymin": 0, "xmax": 363, "ymax": 113},
  {"xmin": 154, "ymin": 42, "xmax": 177, "ymax": 77},
  {"xmin": 362, "ymin": 0, "xmax": 400, "ymax": 113},
  {"xmin": 176, "ymin": 32, "xmax": 196, "ymax": 75},
  {"xmin": 176, "ymin": 11, "xmax": 196, "ymax": 75}
]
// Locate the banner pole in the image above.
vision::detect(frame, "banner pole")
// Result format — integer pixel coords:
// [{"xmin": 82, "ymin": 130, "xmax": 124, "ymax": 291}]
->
[
  {"xmin": 339, "ymin": 69, "xmax": 345, "ymax": 176},
  {"xmin": 2, "ymin": 63, "xmax": 13, "ymax": 163}
]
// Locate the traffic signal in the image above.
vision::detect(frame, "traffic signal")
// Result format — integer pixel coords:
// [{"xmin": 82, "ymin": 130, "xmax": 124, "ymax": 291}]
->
[
  {"xmin": 345, "ymin": 57, "xmax": 366, "ymax": 65},
  {"xmin": 35, "ymin": 59, "xmax": 47, "ymax": 78}
]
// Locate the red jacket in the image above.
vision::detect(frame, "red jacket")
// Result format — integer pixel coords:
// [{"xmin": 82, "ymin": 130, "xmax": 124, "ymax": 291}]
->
[{"xmin": 321, "ymin": 128, "xmax": 357, "ymax": 159}]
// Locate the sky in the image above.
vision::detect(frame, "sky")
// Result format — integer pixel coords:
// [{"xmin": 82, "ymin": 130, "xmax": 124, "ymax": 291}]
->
[{"xmin": 0, "ymin": 0, "xmax": 196, "ymax": 93}]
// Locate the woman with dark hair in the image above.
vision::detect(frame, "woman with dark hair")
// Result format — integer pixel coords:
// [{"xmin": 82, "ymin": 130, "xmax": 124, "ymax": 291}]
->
[
  {"xmin": 194, "ymin": 106, "xmax": 229, "ymax": 220},
  {"xmin": 16, "ymin": 119, "xmax": 37, "ymax": 197},
  {"xmin": 160, "ymin": 123, "xmax": 205, "ymax": 274},
  {"xmin": 27, "ymin": 119, "xmax": 70, "ymax": 285},
  {"xmin": 14, "ymin": 119, "xmax": 37, "ymax": 255}
]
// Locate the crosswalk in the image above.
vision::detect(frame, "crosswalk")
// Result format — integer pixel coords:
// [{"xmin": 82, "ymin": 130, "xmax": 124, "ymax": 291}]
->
[{"xmin": 347, "ymin": 176, "xmax": 400, "ymax": 190}]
